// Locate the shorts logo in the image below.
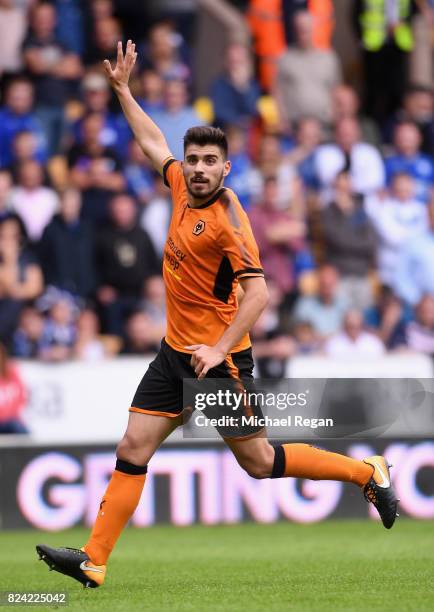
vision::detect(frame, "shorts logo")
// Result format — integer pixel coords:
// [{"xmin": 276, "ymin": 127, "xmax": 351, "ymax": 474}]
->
[{"xmin": 193, "ymin": 220, "xmax": 206, "ymax": 236}]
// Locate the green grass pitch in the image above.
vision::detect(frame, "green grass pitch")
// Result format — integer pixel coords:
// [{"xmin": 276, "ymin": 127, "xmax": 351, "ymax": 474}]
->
[{"xmin": 0, "ymin": 520, "xmax": 433, "ymax": 611}]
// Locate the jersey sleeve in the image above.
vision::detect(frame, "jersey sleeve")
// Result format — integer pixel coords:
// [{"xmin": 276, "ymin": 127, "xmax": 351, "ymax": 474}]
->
[
  {"xmin": 218, "ymin": 194, "xmax": 264, "ymax": 280},
  {"xmin": 162, "ymin": 158, "xmax": 186, "ymax": 210},
  {"xmin": 163, "ymin": 158, "xmax": 183, "ymax": 189}
]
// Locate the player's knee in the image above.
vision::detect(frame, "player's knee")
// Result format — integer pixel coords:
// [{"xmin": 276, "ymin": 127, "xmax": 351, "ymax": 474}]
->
[
  {"xmin": 237, "ymin": 442, "xmax": 275, "ymax": 479},
  {"xmin": 117, "ymin": 431, "xmax": 141, "ymax": 453},
  {"xmin": 243, "ymin": 462, "xmax": 270, "ymax": 479},
  {"xmin": 116, "ymin": 432, "xmax": 150, "ymax": 464},
  {"xmin": 242, "ymin": 452, "xmax": 275, "ymax": 479}
]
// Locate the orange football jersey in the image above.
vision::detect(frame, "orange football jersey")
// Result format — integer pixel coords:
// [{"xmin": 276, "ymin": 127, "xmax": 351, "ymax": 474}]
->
[{"xmin": 162, "ymin": 158, "xmax": 264, "ymax": 354}]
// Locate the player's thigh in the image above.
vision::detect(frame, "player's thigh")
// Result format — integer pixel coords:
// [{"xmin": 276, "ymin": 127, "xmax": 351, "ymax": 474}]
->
[
  {"xmin": 117, "ymin": 342, "xmax": 184, "ymax": 463},
  {"xmin": 117, "ymin": 411, "xmax": 182, "ymax": 464},
  {"xmin": 224, "ymin": 432, "xmax": 275, "ymax": 479},
  {"xmin": 130, "ymin": 344, "xmax": 183, "ymax": 419}
]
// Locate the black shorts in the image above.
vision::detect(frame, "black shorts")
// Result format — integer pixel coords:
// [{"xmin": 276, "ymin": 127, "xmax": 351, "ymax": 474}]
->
[{"xmin": 130, "ymin": 338, "xmax": 264, "ymax": 439}]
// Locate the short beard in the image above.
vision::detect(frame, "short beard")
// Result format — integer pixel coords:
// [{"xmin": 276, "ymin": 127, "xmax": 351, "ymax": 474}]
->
[{"xmin": 186, "ymin": 169, "xmax": 225, "ymax": 200}]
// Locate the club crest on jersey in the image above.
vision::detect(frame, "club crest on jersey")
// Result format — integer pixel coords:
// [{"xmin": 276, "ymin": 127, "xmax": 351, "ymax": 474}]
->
[{"xmin": 192, "ymin": 220, "xmax": 206, "ymax": 236}]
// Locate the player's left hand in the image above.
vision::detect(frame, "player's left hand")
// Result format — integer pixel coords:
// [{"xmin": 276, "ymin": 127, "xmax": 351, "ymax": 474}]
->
[{"xmin": 185, "ymin": 344, "xmax": 227, "ymax": 380}]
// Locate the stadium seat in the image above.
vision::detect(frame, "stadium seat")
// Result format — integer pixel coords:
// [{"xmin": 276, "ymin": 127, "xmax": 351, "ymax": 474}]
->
[
  {"xmin": 256, "ymin": 95, "xmax": 279, "ymax": 128},
  {"xmin": 193, "ymin": 97, "xmax": 215, "ymax": 123}
]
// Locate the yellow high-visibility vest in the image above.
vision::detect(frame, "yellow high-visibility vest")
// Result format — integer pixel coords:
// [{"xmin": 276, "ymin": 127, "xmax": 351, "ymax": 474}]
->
[{"xmin": 360, "ymin": 0, "xmax": 413, "ymax": 51}]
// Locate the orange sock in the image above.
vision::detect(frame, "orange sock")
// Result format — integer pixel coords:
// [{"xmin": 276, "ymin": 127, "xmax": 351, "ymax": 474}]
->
[
  {"xmin": 271, "ymin": 443, "xmax": 373, "ymax": 487},
  {"xmin": 84, "ymin": 459, "xmax": 147, "ymax": 565}
]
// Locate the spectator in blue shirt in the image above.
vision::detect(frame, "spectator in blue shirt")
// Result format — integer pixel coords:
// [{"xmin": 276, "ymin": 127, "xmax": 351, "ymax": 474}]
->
[
  {"xmin": 54, "ymin": 0, "xmax": 87, "ymax": 58},
  {"xmin": 210, "ymin": 43, "xmax": 260, "ymax": 128},
  {"xmin": 36, "ymin": 288, "xmax": 78, "ymax": 362},
  {"xmin": 292, "ymin": 264, "xmax": 349, "ymax": 338},
  {"xmin": 137, "ymin": 69, "xmax": 164, "ymax": 115},
  {"xmin": 385, "ymin": 121, "xmax": 434, "ymax": 204},
  {"xmin": 383, "ymin": 85, "xmax": 433, "ymax": 156},
  {"xmin": 364, "ymin": 284, "xmax": 413, "ymax": 348},
  {"xmin": 70, "ymin": 72, "xmax": 131, "ymax": 159},
  {"xmin": 12, "ymin": 307, "xmax": 51, "ymax": 359},
  {"xmin": 148, "ymin": 79, "xmax": 204, "ymax": 160},
  {"xmin": 287, "ymin": 116, "xmax": 323, "ymax": 191},
  {"xmin": 224, "ymin": 125, "xmax": 261, "ymax": 209},
  {"xmin": 22, "ymin": 1, "xmax": 83, "ymax": 154},
  {"xmin": 124, "ymin": 140, "xmax": 155, "ymax": 206},
  {"xmin": 0, "ymin": 77, "xmax": 47, "ymax": 169},
  {"xmin": 393, "ymin": 201, "xmax": 434, "ymax": 306}
]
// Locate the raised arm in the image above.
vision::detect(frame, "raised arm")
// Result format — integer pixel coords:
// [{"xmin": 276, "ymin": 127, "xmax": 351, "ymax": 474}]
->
[{"xmin": 103, "ymin": 40, "xmax": 173, "ymax": 174}]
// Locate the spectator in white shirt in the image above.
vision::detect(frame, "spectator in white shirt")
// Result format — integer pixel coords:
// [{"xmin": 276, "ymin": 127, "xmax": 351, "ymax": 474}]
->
[
  {"xmin": 368, "ymin": 173, "xmax": 428, "ymax": 285},
  {"xmin": 140, "ymin": 174, "xmax": 171, "ymax": 258},
  {"xmin": 9, "ymin": 159, "xmax": 58, "ymax": 242},
  {"xmin": 314, "ymin": 117, "xmax": 385, "ymax": 204},
  {"xmin": 0, "ymin": 0, "xmax": 31, "ymax": 74},
  {"xmin": 324, "ymin": 309, "xmax": 385, "ymax": 358},
  {"xmin": 393, "ymin": 201, "xmax": 434, "ymax": 306}
]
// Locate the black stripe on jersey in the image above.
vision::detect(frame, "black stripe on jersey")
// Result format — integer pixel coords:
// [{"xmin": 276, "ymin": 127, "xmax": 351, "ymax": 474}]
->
[
  {"xmin": 220, "ymin": 190, "xmax": 241, "ymax": 229},
  {"xmin": 220, "ymin": 190, "xmax": 257, "ymax": 268},
  {"xmin": 234, "ymin": 268, "xmax": 264, "ymax": 278},
  {"xmin": 163, "ymin": 157, "xmax": 176, "ymax": 187},
  {"xmin": 193, "ymin": 187, "xmax": 226, "ymax": 209},
  {"xmin": 213, "ymin": 256, "xmax": 234, "ymax": 303}
]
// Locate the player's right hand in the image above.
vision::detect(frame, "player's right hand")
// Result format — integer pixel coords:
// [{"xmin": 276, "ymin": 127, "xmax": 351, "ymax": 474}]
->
[
  {"xmin": 103, "ymin": 40, "xmax": 137, "ymax": 91},
  {"xmin": 186, "ymin": 344, "xmax": 227, "ymax": 380}
]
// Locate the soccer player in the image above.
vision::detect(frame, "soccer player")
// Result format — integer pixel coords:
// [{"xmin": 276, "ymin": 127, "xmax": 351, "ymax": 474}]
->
[{"xmin": 36, "ymin": 41, "xmax": 398, "ymax": 588}]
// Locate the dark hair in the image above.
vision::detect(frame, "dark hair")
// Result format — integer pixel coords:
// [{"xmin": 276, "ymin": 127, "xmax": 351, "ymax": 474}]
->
[
  {"xmin": 294, "ymin": 115, "xmax": 320, "ymax": 131},
  {"xmin": 5, "ymin": 75, "xmax": 33, "ymax": 92},
  {"xmin": 183, "ymin": 126, "xmax": 228, "ymax": 159},
  {"xmin": 379, "ymin": 284, "xmax": 394, "ymax": 299},
  {"xmin": 263, "ymin": 175, "xmax": 278, "ymax": 186},
  {"xmin": 0, "ymin": 212, "xmax": 29, "ymax": 247},
  {"xmin": 395, "ymin": 118, "xmax": 420, "ymax": 131},
  {"xmin": 109, "ymin": 191, "xmax": 137, "ymax": 205},
  {"xmin": 391, "ymin": 171, "xmax": 412, "ymax": 182},
  {"xmin": 335, "ymin": 168, "xmax": 351, "ymax": 179},
  {"xmin": 405, "ymin": 83, "xmax": 433, "ymax": 97},
  {"xmin": 13, "ymin": 129, "xmax": 35, "ymax": 140},
  {"xmin": 33, "ymin": 0, "xmax": 55, "ymax": 13}
]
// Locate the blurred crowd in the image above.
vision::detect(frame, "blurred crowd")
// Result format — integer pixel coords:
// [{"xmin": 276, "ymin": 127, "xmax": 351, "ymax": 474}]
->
[{"xmin": 0, "ymin": 0, "xmax": 433, "ymax": 383}]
